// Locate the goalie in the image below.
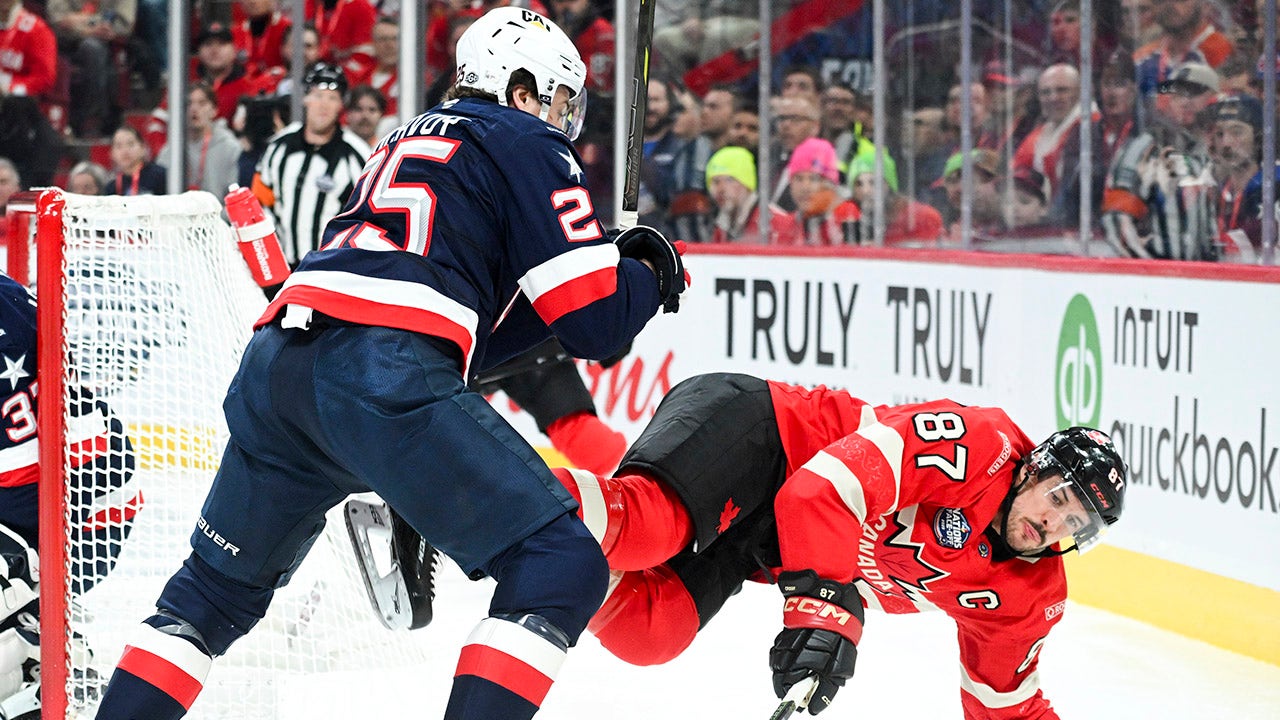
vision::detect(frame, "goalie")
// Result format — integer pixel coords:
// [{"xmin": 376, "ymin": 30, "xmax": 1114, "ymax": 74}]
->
[{"xmin": 0, "ymin": 272, "xmax": 139, "ymax": 719}]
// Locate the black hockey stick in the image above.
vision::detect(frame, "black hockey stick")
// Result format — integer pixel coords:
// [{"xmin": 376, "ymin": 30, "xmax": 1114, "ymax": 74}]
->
[
  {"xmin": 768, "ymin": 677, "xmax": 819, "ymax": 720},
  {"xmin": 618, "ymin": 0, "xmax": 657, "ymax": 230}
]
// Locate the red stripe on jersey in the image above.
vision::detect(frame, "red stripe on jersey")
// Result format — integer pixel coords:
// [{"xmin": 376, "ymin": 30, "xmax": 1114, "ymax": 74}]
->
[
  {"xmin": 81, "ymin": 492, "xmax": 145, "ymax": 532},
  {"xmin": 69, "ymin": 435, "xmax": 110, "ymax": 468},
  {"xmin": 256, "ymin": 285, "xmax": 475, "ymax": 373},
  {"xmin": 116, "ymin": 645, "xmax": 204, "ymax": 710},
  {"xmin": 529, "ymin": 267, "xmax": 618, "ymax": 325},
  {"xmin": 454, "ymin": 644, "xmax": 555, "ymax": 706},
  {"xmin": 0, "ymin": 464, "xmax": 37, "ymax": 488}
]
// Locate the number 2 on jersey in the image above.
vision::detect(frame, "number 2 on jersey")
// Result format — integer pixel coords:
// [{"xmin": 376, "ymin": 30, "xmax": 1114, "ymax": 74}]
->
[{"xmin": 912, "ymin": 411, "xmax": 969, "ymax": 481}]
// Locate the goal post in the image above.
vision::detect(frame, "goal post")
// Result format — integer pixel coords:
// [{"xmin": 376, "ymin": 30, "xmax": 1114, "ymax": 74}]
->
[{"xmin": 13, "ymin": 188, "xmax": 429, "ymax": 718}]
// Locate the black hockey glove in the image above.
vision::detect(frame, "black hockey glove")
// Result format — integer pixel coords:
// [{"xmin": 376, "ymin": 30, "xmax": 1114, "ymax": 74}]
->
[
  {"xmin": 613, "ymin": 225, "xmax": 688, "ymax": 314},
  {"xmin": 769, "ymin": 570, "xmax": 864, "ymax": 715}
]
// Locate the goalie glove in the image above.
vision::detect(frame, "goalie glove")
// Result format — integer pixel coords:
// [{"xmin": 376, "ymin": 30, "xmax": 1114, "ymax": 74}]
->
[
  {"xmin": 613, "ymin": 225, "xmax": 688, "ymax": 314},
  {"xmin": 769, "ymin": 570, "xmax": 864, "ymax": 715}
]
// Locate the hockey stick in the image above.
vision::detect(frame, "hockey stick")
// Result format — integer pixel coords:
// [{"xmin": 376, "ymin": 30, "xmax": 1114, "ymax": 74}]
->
[
  {"xmin": 768, "ymin": 676, "xmax": 820, "ymax": 720},
  {"xmin": 617, "ymin": 0, "xmax": 657, "ymax": 231}
]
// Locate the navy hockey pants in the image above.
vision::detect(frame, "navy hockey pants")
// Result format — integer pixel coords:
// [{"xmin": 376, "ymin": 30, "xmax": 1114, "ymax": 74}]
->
[{"xmin": 100, "ymin": 322, "xmax": 607, "ymax": 720}]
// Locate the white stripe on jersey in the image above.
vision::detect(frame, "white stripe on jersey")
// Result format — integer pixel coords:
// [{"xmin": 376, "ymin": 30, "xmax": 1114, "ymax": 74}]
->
[
  {"xmin": 127, "ymin": 622, "xmax": 214, "ymax": 681},
  {"xmin": 258, "ymin": 127, "xmax": 371, "ymax": 264},
  {"xmin": 463, "ymin": 617, "xmax": 567, "ymax": 680},
  {"xmin": 565, "ymin": 468, "xmax": 610, "ymax": 546},
  {"xmin": 856, "ymin": 421, "xmax": 906, "ymax": 513},
  {"xmin": 275, "ymin": 269, "xmax": 480, "ymax": 365},
  {"xmin": 800, "ymin": 451, "xmax": 868, "ymax": 523},
  {"xmin": 959, "ymin": 665, "xmax": 1042, "ymax": 709},
  {"xmin": 517, "ymin": 244, "xmax": 621, "ymax": 305},
  {"xmin": 0, "ymin": 409, "xmax": 106, "ymax": 473}
]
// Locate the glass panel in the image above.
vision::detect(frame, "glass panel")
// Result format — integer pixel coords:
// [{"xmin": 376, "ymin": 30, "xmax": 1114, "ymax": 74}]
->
[{"xmin": 605, "ymin": 0, "xmax": 1273, "ymax": 262}]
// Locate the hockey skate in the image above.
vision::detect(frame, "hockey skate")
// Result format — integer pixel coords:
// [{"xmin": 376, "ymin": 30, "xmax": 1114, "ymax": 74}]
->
[{"xmin": 344, "ymin": 499, "xmax": 438, "ymax": 630}]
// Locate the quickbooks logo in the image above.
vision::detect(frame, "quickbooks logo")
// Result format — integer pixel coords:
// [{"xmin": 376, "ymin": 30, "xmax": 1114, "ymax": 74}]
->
[{"xmin": 1056, "ymin": 294, "xmax": 1102, "ymax": 428}]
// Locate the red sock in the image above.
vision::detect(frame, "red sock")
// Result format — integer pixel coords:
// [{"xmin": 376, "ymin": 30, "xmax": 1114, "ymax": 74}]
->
[
  {"xmin": 545, "ymin": 411, "xmax": 627, "ymax": 475},
  {"xmin": 551, "ymin": 468, "xmax": 693, "ymax": 570}
]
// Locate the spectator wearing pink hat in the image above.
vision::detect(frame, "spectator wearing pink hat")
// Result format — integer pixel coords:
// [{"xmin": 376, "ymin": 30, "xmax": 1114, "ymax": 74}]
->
[
  {"xmin": 787, "ymin": 138, "xmax": 861, "ymax": 245},
  {"xmin": 707, "ymin": 146, "xmax": 800, "ymax": 244}
]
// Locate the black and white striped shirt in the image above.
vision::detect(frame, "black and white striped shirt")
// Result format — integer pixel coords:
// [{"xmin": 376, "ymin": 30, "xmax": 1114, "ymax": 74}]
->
[{"xmin": 255, "ymin": 123, "xmax": 371, "ymax": 264}]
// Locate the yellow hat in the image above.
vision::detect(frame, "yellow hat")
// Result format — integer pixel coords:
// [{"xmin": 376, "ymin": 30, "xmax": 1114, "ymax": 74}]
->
[{"xmin": 706, "ymin": 146, "xmax": 757, "ymax": 192}]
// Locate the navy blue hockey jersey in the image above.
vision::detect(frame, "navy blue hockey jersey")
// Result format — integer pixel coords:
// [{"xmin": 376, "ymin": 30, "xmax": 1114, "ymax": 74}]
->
[
  {"xmin": 256, "ymin": 98, "xmax": 661, "ymax": 377},
  {"xmin": 0, "ymin": 274, "xmax": 138, "ymax": 548}
]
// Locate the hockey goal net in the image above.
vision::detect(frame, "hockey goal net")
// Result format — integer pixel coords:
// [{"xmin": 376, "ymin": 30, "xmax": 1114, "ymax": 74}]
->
[{"xmin": 9, "ymin": 189, "xmax": 428, "ymax": 719}]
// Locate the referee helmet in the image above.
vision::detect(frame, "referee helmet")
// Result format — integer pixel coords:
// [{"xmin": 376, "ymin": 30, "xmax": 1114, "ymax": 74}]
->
[{"xmin": 305, "ymin": 62, "xmax": 350, "ymax": 100}]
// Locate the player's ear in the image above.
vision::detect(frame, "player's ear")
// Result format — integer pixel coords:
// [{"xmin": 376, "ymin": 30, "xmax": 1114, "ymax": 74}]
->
[{"xmin": 508, "ymin": 83, "xmax": 538, "ymax": 111}]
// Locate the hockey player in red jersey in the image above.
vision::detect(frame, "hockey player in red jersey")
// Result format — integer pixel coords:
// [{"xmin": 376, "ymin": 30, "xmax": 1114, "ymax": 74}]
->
[
  {"xmin": 552, "ymin": 372, "xmax": 1127, "ymax": 718},
  {"xmin": 94, "ymin": 7, "xmax": 685, "ymax": 720}
]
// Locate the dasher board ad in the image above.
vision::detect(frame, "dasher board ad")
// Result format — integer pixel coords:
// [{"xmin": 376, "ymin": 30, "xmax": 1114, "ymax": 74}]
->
[{"xmin": 494, "ymin": 251, "xmax": 1279, "ymax": 590}]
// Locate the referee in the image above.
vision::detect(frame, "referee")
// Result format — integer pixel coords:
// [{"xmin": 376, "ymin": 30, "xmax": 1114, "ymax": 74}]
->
[{"xmin": 252, "ymin": 63, "xmax": 371, "ymax": 264}]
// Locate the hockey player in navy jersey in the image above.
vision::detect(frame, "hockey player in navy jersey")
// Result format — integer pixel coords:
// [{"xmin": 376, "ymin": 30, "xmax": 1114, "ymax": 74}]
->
[
  {"xmin": 0, "ymin": 272, "xmax": 138, "ymax": 719},
  {"xmin": 95, "ymin": 7, "xmax": 686, "ymax": 720}
]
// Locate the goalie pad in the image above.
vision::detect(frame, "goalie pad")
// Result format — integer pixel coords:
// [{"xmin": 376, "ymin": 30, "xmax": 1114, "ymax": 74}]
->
[{"xmin": 344, "ymin": 499, "xmax": 438, "ymax": 631}]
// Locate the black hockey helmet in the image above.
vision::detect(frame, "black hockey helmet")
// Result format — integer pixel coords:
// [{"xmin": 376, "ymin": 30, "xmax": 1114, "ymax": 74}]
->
[
  {"xmin": 304, "ymin": 62, "xmax": 349, "ymax": 98},
  {"xmin": 1026, "ymin": 427, "xmax": 1127, "ymax": 553}
]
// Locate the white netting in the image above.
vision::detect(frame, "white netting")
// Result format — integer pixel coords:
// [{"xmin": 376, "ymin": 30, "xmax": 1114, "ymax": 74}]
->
[{"xmin": 43, "ymin": 191, "xmax": 428, "ymax": 719}]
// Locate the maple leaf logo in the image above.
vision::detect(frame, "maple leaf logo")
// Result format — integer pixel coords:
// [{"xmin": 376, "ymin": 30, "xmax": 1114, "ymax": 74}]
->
[{"xmin": 717, "ymin": 498, "xmax": 740, "ymax": 534}]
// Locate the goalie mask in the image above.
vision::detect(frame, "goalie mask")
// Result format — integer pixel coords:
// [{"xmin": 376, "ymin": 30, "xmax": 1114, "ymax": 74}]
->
[
  {"xmin": 1023, "ymin": 427, "xmax": 1127, "ymax": 554},
  {"xmin": 454, "ymin": 6, "xmax": 588, "ymax": 140}
]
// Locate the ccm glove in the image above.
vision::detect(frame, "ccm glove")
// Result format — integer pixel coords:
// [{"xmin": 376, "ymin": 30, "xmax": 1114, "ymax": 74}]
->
[
  {"xmin": 769, "ymin": 570, "xmax": 865, "ymax": 715},
  {"xmin": 613, "ymin": 225, "xmax": 688, "ymax": 314}
]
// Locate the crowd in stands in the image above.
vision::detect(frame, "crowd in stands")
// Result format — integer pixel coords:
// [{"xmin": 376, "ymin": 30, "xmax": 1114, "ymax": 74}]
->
[{"xmin": 0, "ymin": 0, "xmax": 1276, "ymax": 263}]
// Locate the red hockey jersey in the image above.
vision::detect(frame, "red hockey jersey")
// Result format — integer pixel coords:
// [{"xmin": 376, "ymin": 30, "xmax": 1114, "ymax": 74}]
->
[{"xmin": 768, "ymin": 382, "xmax": 1065, "ymax": 720}]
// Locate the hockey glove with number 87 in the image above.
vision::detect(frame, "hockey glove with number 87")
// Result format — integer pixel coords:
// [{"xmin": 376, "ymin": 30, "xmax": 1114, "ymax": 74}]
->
[
  {"xmin": 769, "ymin": 570, "xmax": 864, "ymax": 715},
  {"xmin": 613, "ymin": 225, "xmax": 689, "ymax": 313}
]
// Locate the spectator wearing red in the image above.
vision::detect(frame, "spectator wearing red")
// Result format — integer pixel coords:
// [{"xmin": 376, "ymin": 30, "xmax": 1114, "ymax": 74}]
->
[
  {"xmin": 305, "ymin": 0, "xmax": 376, "ymax": 65},
  {"xmin": 1012, "ymin": 64, "xmax": 1097, "ymax": 206},
  {"xmin": 146, "ymin": 22, "xmax": 279, "ymax": 156},
  {"xmin": 234, "ymin": 0, "xmax": 292, "ymax": 75},
  {"xmin": 347, "ymin": 15, "xmax": 400, "ymax": 118},
  {"xmin": 786, "ymin": 138, "xmax": 860, "ymax": 246},
  {"xmin": 707, "ymin": 146, "xmax": 800, "ymax": 244},
  {"xmin": 849, "ymin": 153, "xmax": 943, "ymax": 246},
  {"xmin": 0, "ymin": 0, "xmax": 64, "ymax": 186}
]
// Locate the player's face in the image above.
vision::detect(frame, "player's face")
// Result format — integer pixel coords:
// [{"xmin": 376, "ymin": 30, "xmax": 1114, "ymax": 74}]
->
[{"xmin": 1001, "ymin": 467, "xmax": 1094, "ymax": 554}]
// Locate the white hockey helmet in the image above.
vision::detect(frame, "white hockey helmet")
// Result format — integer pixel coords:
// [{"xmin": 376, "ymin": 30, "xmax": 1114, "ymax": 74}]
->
[{"xmin": 454, "ymin": 6, "xmax": 588, "ymax": 140}]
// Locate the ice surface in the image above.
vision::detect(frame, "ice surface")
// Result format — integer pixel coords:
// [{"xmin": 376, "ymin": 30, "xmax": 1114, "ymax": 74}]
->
[{"xmin": 272, "ymin": 560, "xmax": 1280, "ymax": 719}]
